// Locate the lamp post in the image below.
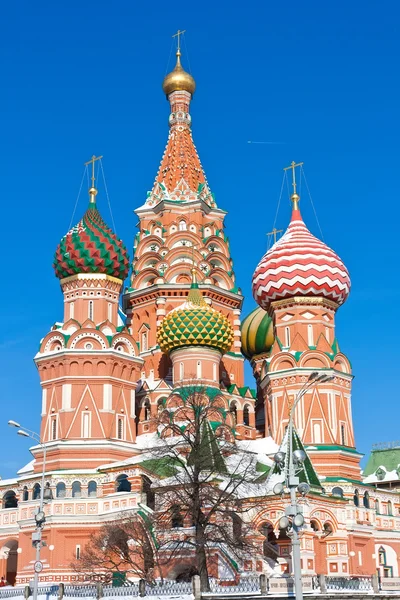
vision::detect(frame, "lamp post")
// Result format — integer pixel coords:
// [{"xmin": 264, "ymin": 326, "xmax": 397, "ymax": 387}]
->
[
  {"xmin": 272, "ymin": 372, "xmax": 334, "ymax": 600},
  {"xmin": 8, "ymin": 421, "xmax": 51, "ymax": 600}
]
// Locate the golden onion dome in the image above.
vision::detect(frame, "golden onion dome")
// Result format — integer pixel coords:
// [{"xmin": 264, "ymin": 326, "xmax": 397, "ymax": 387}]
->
[
  {"xmin": 162, "ymin": 51, "xmax": 196, "ymax": 97},
  {"xmin": 157, "ymin": 273, "xmax": 233, "ymax": 354}
]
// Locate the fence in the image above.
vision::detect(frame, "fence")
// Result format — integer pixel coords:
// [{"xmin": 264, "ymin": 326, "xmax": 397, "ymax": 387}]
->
[{"xmin": 0, "ymin": 574, "xmax": 400, "ymax": 599}]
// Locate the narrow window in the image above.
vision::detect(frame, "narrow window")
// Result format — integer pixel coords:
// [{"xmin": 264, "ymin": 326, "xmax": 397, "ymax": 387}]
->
[
  {"xmin": 196, "ymin": 361, "xmax": 202, "ymax": 379},
  {"xmin": 82, "ymin": 412, "xmax": 91, "ymax": 438},
  {"xmin": 88, "ymin": 481, "xmax": 97, "ymax": 498},
  {"xmin": 388, "ymin": 500, "xmax": 393, "ymax": 516},
  {"xmin": 88, "ymin": 300, "xmax": 94, "ymax": 321},
  {"xmin": 243, "ymin": 405, "xmax": 250, "ymax": 427},
  {"xmin": 325, "ymin": 327, "xmax": 330, "ymax": 342},
  {"xmin": 313, "ymin": 422, "xmax": 322, "ymax": 444},
  {"xmin": 142, "ymin": 331, "xmax": 148, "ymax": 352},
  {"xmin": 72, "ymin": 481, "xmax": 81, "ymax": 498},
  {"xmin": 23, "ymin": 486, "xmax": 29, "ymax": 501},
  {"xmin": 33, "ymin": 484, "xmax": 41, "ymax": 500},
  {"xmin": 363, "ymin": 492, "xmax": 370, "ymax": 509},
  {"xmin": 51, "ymin": 417, "xmax": 57, "ymax": 441},
  {"xmin": 171, "ymin": 504, "xmax": 183, "ymax": 528},
  {"xmin": 375, "ymin": 499, "xmax": 380, "ymax": 513},
  {"xmin": 69, "ymin": 302, "xmax": 74, "ymax": 319},
  {"xmin": 340, "ymin": 423, "xmax": 346, "ymax": 446},
  {"xmin": 76, "ymin": 545, "xmax": 81, "ymax": 560},
  {"xmin": 56, "ymin": 483, "xmax": 66, "ymax": 498},
  {"xmin": 285, "ymin": 327, "xmax": 290, "ymax": 347},
  {"xmin": 108, "ymin": 302, "xmax": 112, "ymax": 322},
  {"xmin": 230, "ymin": 402, "xmax": 237, "ymax": 425},
  {"xmin": 117, "ymin": 417, "xmax": 124, "ymax": 440},
  {"xmin": 308, "ymin": 324, "xmax": 314, "ymax": 346},
  {"xmin": 354, "ymin": 489, "xmax": 359, "ymax": 507},
  {"xmin": 179, "ymin": 220, "xmax": 187, "ymax": 231},
  {"xmin": 180, "ymin": 362, "xmax": 184, "ymax": 379}
]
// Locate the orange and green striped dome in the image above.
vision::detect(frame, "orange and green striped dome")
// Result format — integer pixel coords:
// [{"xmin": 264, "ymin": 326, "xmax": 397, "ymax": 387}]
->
[
  {"xmin": 241, "ymin": 307, "xmax": 274, "ymax": 359},
  {"xmin": 53, "ymin": 192, "xmax": 129, "ymax": 281}
]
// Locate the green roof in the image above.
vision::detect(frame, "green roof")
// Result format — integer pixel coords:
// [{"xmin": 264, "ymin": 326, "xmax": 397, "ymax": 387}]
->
[{"xmin": 363, "ymin": 447, "xmax": 400, "ymax": 477}]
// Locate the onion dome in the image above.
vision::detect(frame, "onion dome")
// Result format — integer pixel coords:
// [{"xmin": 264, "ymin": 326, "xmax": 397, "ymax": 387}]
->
[
  {"xmin": 252, "ymin": 182, "xmax": 350, "ymax": 311},
  {"xmin": 241, "ymin": 307, "xmax": 274, "ymax": 359},
  {"xmin": 157, "ymin": 271, "xmax": 233, "ymax": 354},
  {"xmin": 53, "ymin": 185, "xmax": 129, "ymax": 281},
  {"xmin": 162, "ymin": 50, "xmax": 196, "ymax": 97}
]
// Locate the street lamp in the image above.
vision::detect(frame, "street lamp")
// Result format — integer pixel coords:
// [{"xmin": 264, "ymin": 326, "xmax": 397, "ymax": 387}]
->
[
  {"xmin": 8, "ymin": 421, "xmax": 51, "ymax": 600},
  {"xmin": 273, "ymin": 372, "xmax": 334, "ymax": 600}
]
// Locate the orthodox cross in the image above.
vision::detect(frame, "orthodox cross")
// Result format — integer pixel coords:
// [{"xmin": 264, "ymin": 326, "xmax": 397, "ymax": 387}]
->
[
  {"xmin": 267, "ymin": 227, "xmax": 283, "ymax": 244},
  {"xmin": 84, "ymin": 155, "xmax": 103, "ymax": 188},
  {"xmin": 283, "ymin": 160, "xmax": 303, "ymax": 196},
  {"xmin": 172, "ymin": 29, "xmax": 186, "ymax": 53}
]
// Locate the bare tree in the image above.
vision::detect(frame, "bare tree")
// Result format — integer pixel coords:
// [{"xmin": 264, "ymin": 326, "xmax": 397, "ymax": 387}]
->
[
  {"xmin": 150, "ymin": 383, "xmax": 261, "ymax": 591},
  {"xmin": 72, "ymin": 511, "xmax": 158, "ymax": 583}
]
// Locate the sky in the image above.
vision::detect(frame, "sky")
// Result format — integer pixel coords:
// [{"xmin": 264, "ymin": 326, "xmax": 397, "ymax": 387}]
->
[{"xmin": 0, "ymin": 0, "xmax": 399, "ymax": 479}]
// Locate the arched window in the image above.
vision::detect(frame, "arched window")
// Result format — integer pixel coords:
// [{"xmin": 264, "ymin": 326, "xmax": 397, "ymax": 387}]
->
[
  {"xmin": 3, "ymin": 491, "xmax": 18, "ymax": 509},
  {"xmin": 116, "ymin": 474, "xmax": 131, "ymax": 493},
  {"xmin": 143, "ymin": 400, "xmax": 151, "ymax": 421},
  {"xmin": 178, "ymin": 220, "xmax": 187, "ymax": 231},
  {"xmin": 310, "ymin": 520, "xmax": 320, "ymax": 532},
  {"xmin": 72, "ymin": 481, "xmax": 81, "ymax": 498},
  {"xmin": 171, "ymin": 504, "xmax": 184, "ymax": 528},
  {"xmin": 388, "ymin": 500, "xmax": 393, "ymax": 516},
  {"xmin": 285, "ymin": 327, "xmax": 290, "ymax": 347},
  {"xmin": 231, "ymin": 513, "xmax": 243, "ymax": 546},
  {"xmin": 363, "ymin": 491, "xmax": 370, "ymax": 509},
  {"xmin": 142, "ymin": 476, "xmax": 155, "ymax": 511},
  {"xmin": 243, "ymin": 405, "xmax": 250, "ymax": 427},
  {"xmin": 33, "ymin": 483, "xmax": 41, "ymax": 500},
  {"xmin": 375, "ymin": 498, "xmax": 380, "ymax": 513},
  {"xmin": 323, "ymin": 522, "xmax": 333, "ymax": 537},
  {"xmin": 353, "ymin": 489, "xmax": 359, "ymax": 507},
  {"xmin": 22, "ymin": 486, "xmax": 29, "ymax": 501},
  {"xmin": 88, "ymin": 481, "xmax": 97, "ymax": 498},
  {"xmin": 157, "ymin": 398, "xmax": 165, "ymax": 414},
  {"xmin": 56, "ymin": 483, "xmax": 66, "ymax": 498},
  {"xmin": 230, "ymin": 402, "xmax": 237, "ymax": 425},
  {"xmin": 69, "ymin": 302, "xmax": 74, "ymax": 319},
  {"xmin": 332, "ymin": 486, "xmax": 344, "ymax": 498},
  {"xmin": 260, "ymin": 523, "xmax": 278, "ymax": 559}
]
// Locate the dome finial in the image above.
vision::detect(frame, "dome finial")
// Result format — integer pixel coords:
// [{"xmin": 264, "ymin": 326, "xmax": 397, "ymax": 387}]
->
[
  {"xmin": 187, "ymin": 268, "xmax": 206, "ymax": 306},
  {"xmin": 284, "ymin": 160, "xmax": 304, "ymax": 211},
  {"xmin": 84, "ymin": 154, "xmax": 103, "ymax": 205},
  {"xmin": 162, "ymin": 30, "xmax": 196, "ymax": 97}
]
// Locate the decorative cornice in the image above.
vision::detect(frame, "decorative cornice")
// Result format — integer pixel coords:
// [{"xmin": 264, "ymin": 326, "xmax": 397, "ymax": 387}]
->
[{"xmin": 270, "ymin": 296, "xmax": 339, "ymax": 311}]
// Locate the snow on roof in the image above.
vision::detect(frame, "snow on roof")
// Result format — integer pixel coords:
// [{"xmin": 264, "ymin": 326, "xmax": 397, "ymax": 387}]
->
[
  {"xmin": 0, "ymin": 477, "xmax": 18, "ymax": 487},
  {"xmin": 363, "ymin": 466, "xmax": 400, "ymax": 484},
  {"xmin": 17, "ymin": 460, "xmax": 35, "ymax": 475}
]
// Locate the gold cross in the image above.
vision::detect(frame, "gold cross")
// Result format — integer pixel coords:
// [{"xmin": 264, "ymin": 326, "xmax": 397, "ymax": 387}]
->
[
  {"xmin": 172, "ymin": 29, "xmax": 186, "ymax": 53},
  {"xmin": 84, "ymin": 155, "xmax": 103, "ymax": 189},
  {"xmin": 283, "ymin": 160, "xmax": 303, "ymax": 196},
  {"xmin": 267, "ymin": 227, "xmax": 283, "ymax": 244}
]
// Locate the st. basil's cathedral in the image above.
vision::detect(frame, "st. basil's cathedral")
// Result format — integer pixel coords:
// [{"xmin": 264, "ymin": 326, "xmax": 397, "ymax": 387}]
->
[{"xmin": 0, "ymin": 42, "xmax": 399, "ymax": 586}]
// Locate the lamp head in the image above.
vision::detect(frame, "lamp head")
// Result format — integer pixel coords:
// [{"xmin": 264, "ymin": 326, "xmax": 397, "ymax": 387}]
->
[
  {"xmin": 279, "ymin": 516, "xmax": 290, "ymax": 530},
  {"xmin": 293, "ymin": 513, "xmax": 305, "ymax": 527},
  {"xmin": 17, "ymin": 430, "xmax": 30, "ymax": 438},
  {"xmin": 297, "ymin": 482, "xmax": 310, "ymax": 496},
  {"xmin": 8, "ymin": 420, "xmax": 20, "ymax": 428},
  {"xmin": 273, "ymin": 451, "xmax": 286, "ymax": 465},
  {"xmin": 273, "ymin": 482, "xmax": 285, "ymax": 496},
  {"xmin": 308, "ymin": 372, "xmax": 319, "ymax": 381},
  {"xmin": 293, "ymin": 449, "xmax": 307, "ymax": 464}
]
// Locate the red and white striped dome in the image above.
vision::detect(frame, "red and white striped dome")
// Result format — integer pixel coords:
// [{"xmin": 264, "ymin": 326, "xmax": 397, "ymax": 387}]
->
[{"xmin": 252, "ymin": 207, "xmax": 351, "ymax": 310}]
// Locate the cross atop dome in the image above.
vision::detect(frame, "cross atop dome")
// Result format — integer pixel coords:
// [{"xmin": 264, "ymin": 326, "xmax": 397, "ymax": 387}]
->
[{"xmin": 283, "ymin": 160, "xmax": 304, "ymax": 210}]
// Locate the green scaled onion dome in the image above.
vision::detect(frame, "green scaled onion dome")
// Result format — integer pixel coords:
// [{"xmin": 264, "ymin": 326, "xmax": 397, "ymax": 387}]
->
[
  {"xmin": 53, "ymin": 187, "xmax": 129, "ymax": 281},
  {"xmin": 241, "ymin": 306, "xmax": 274, "ymax": 359},
  {"xmin": 157, "ymin": 271, "xmax": 234, "ymax": 354}
]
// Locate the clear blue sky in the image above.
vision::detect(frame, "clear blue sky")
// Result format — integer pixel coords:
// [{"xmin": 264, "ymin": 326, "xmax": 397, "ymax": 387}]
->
[{"xmin": 0, "ymin": 0, "xmax": 398, "ymax": 478}]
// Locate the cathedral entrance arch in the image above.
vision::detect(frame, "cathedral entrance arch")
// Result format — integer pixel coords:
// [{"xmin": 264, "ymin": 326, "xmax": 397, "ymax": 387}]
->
[{"xmin": 0, "ymin": 540, "xmax": 18, "ymax": 585}]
